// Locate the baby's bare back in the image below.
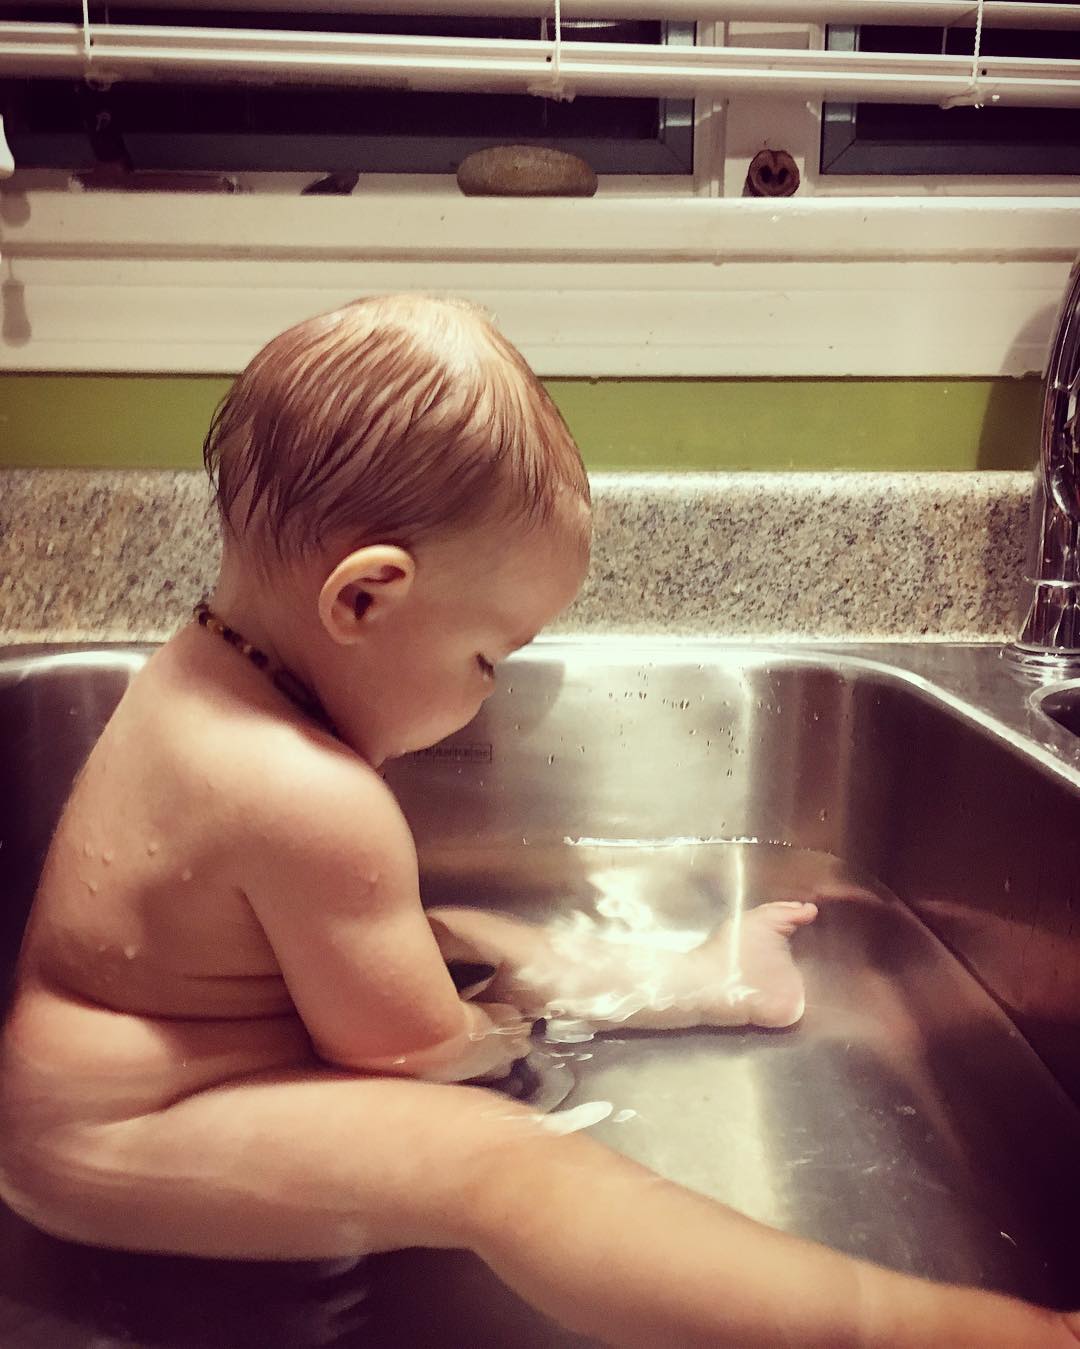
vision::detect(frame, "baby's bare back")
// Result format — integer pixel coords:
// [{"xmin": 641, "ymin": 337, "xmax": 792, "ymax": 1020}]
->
[{"xmin": 3, "ymin": 639, "xmax": 318, "ymax": 1132}]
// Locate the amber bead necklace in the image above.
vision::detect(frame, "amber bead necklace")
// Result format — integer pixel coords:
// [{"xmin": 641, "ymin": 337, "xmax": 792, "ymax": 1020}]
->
[{"xmin": 193, "ymin": 600, "xmax": 338, "ymax": 737}]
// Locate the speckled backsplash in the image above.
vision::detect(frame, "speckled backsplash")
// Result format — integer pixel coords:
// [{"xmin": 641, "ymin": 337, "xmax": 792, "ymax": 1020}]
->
[{"xmin": 0, "ymin": 469, "xmax": 1032, "ymax": 645}]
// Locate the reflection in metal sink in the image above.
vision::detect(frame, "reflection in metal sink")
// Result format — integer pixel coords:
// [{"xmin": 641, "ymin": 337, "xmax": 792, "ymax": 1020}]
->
[
  {"xmin": 1035, "ymin": 681, "xmax": 1080, "ymax": 739},
  {"xmin": 2, "ymin": 641, "xmax": 1080, "ymax": 1348}
]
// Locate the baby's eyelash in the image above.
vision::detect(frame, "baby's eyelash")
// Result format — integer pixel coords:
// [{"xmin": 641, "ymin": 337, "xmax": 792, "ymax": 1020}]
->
[{"xmin": 477, "ymin": 654, "xmax": 496, "ymax": 678}]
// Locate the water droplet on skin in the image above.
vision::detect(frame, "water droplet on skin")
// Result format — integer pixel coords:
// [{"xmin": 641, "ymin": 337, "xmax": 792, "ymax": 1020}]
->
[
  {"xmin": 180, "ymin": 868, "xmax": 193, "ymax": 883},
  {"xmin": 146, "ymin": 840, "xmax": 160, "ymax": 856},
  {"xmin": 102, "ymin": 850, "xmax": 114, "ymax": 865},
  {"xmin": 123, "ymin": 944, "xmax": 137, "ymax": 960},
  {"xmin": 367, "ymin": 871, "xmax": 379, "ymax": 886},
  {"xmin": 83, "ymin": 842, "xmax": 94, "ymax": 859},
  {"xmin": 85, "ymin": 878, "xmax": 99, "ymax": 894}
]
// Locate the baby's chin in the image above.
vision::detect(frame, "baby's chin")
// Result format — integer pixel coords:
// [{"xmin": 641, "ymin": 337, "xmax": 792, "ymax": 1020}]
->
[
  {"xmin": 368, "ymin": 736, "xmax": 436, "ymax": 768},
  {"xmin": 396, "ymin": 718, "xmax": 483, "ymax": 761},
  {"xmin": 379, "ymin": 738, "xmax": 442, "ymax": 764},
  {"xmin": 323, "ymin": 714, "xmax": 415, "ymax": 765},
  {"xmin": 348, "ymin": 712, "xmax": 479, "ymax": 767}
]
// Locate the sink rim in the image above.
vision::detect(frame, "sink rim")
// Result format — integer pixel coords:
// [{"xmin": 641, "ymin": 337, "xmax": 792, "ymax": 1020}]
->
[{"xmin": 5, "ymin": 636, "xmax": 1080, "ymax": 796}]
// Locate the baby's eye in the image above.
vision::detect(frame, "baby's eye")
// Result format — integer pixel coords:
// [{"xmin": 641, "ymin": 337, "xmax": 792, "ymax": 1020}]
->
[{"xmin": 476, "ymin": 654, "xmax": 496, "ymax": 679}]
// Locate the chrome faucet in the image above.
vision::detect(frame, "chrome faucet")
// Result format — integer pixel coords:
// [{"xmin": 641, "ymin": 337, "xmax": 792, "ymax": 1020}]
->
[{"xmin": 1007, "ymin": 256, "xmax": 1080, "ymax": 679}]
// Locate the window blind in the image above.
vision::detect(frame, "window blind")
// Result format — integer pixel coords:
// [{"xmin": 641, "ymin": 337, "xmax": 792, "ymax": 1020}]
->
[{"xmin": 0, "ymin": 1, "xmax": 1077, "ymax": 107}]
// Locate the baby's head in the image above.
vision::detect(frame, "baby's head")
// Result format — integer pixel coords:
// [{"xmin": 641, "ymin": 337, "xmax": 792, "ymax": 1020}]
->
[
  {"xmin": 206, "ymin": 292, "xmax": 590, "ymax": 567},
  {"xmin": 204, "ymin": 293, "xmax": 590, "ymax": 761}
]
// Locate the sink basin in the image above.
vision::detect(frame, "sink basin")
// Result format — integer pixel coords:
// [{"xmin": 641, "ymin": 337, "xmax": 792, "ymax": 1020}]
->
[
  {"xmin": 1035, "ymin": 680, "xmax": 1080, "ymax": 739},
  {"xmin": 2, "ymin": 640, "xmax": 1080, "ymax": 1348}
]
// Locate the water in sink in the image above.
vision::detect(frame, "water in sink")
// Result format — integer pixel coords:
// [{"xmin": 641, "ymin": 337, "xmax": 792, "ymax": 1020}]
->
[
  {"xmin": 6, "ymin": 834, "xmax": 1077, "ymax": 1347},
  {"xmin": 4, "ymin": 646, "xmax": 1080, "ymax": 1346},
  {"xmin": 363, "ymin": 836, "xmax": 1080, "ymax": 1345},
  {"xmin": 423, "ymin": 840, "xmax": 1076, "ymax": 1250}
]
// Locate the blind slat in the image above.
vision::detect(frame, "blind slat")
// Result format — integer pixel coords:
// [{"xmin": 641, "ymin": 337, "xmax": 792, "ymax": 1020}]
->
[
  {"xmin": 9, "ymin": 0, "xmax": 1080, "ymax": 30},
  {"xmin": 2, "ymin": 22, "xmax": 1079, "ymax": 106}
]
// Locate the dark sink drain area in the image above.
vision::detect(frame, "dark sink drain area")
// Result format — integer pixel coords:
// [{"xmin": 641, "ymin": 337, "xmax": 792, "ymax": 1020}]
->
[{"xmin": 3, "ymin": 643, "xmax": 1080, "ymax": 1347}]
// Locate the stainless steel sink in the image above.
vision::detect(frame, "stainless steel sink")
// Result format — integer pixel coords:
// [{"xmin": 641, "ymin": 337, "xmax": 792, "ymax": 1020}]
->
[
  {"xmin": 3, "ymin": 640, "xmax": 1080, "ymax": 1348},
  {"xmin": 1035, "ymin": 680, "xmax": 1080, "ymax": 739}
]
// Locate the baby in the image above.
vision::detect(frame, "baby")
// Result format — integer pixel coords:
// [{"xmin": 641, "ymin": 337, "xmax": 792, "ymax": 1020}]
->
[{"xmin": 0, "ymin": 294, "xmax": 1076, "ymax": 1348}]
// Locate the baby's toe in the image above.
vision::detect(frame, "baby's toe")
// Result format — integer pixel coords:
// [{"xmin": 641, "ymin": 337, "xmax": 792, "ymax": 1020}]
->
[
  {"xmin": 750, "ymin": 988, "xmax": 807, "ymax": 1028},
  {"xmin": 753, "ymin": 900, "xmax": 818, "ymax": 935}
]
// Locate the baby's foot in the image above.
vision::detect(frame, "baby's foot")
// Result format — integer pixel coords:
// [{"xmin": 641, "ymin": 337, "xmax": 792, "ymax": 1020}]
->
[{"xmin": 702, "ymin": 901, "xmax": 818, "ymax": 1029}]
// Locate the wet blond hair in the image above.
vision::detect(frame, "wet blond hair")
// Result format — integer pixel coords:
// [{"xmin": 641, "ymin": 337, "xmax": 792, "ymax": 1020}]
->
[{"xmin": 203, "ymin": 293, "xmax": 590, "ymax": 564}]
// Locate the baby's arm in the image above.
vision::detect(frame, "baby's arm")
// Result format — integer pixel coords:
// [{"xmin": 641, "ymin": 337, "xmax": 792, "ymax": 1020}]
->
[
  {"xmin": 428, "ymin": 905, "xmax": 710, "ymax": 1026},
  {"xmin": 428, "ymin": 900, "xmax": 817, "ymax": 1031},
  {"xmin": 239, "ymin": 750, "xmax": 529, "ymax": 1083}
]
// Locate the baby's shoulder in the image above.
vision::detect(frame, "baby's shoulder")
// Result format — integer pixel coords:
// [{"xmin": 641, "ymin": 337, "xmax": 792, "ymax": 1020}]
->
[
  {"xmin": 125, "ymin": 641, "xmax": 408, "ymax": 863},
  {"xmin": 218, "ymin": 718, "xmax": 410, "ymax": 860}
]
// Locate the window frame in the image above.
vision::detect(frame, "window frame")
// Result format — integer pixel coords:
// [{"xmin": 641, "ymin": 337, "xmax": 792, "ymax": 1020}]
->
[
  {"xmin": 1, "ymin": 18, "xmax": 1079, "ymax": 378},
  {"xmin": 820, "ymin": 21, "xmax": 1080, "ymax": 177}
]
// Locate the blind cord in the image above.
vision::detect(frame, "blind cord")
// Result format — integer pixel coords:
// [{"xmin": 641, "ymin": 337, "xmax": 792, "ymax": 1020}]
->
[
  {"xmin": 529, "ymin": 0, "xmax": 572, "ymax": 103},
  {"xmin": 552, "ymin": 0, "xmax": 564, "ymax": 99},
  {"xmin": 81, "ymin": 0, "xmax": 93, "ymax": 68},
  {"xmin": 941, "ymin": 0, "xmax": 997, "ymax": 108}
]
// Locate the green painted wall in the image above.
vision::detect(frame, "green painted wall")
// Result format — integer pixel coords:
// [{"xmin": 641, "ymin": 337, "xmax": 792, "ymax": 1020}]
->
[{"xmin": 0, "ymin": 374, "xmax": 1042, "ymax": 471}]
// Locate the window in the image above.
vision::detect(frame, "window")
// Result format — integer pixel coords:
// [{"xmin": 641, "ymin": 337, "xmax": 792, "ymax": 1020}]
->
[
  {"xmin": 1, "ymin": 4, "xmax": 1076, "ymax": 380},
  {"xmin": 822, "ymin": 13, "xmax": 1080, "ymax": 176},
  {"xmin": 0, "ymin": 6, "xmax": 694, "ymax": 175}
]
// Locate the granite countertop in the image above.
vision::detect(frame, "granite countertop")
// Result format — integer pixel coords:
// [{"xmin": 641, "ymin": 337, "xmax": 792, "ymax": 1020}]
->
[{"xmin": 0, "ymin": 469, "xmax": 1033, "ymax": 646}]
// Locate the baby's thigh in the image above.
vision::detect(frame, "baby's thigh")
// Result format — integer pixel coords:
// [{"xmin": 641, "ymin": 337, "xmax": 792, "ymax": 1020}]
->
[{"xmin": 12, "ymin": 1069, "xmax": 546, "ymax": 1262}]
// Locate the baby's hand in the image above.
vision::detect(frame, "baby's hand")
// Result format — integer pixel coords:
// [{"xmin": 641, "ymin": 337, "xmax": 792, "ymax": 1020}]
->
[
  {"xmin": 396, "ymin": 1001, "xmax": 533, "ymax": 1085},
  {"xmin": 457, "ymin": 1002, "xmax": 533, "ymax": 1083}
]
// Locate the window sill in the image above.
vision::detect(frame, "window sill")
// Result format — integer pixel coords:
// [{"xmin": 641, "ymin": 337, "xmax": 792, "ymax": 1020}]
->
[{"xmin": 1, "ymin": 189, "xmax": 1076, "ymax": 376}]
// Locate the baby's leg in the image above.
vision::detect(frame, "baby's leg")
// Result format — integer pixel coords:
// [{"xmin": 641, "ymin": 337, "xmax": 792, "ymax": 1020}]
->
[
  {"xmin": 9, "ymin": 1068, "xmax": 1070, "ymax": 1349},
  {"xmin": 428, "ymin": 901, "xmax": 817, "ymax": 1031}
]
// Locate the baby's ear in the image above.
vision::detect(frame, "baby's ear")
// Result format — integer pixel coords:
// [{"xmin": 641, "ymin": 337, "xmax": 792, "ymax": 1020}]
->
[{"xmin": 318, "ymin": 545, "xmax": 415, "ymax": 645}]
